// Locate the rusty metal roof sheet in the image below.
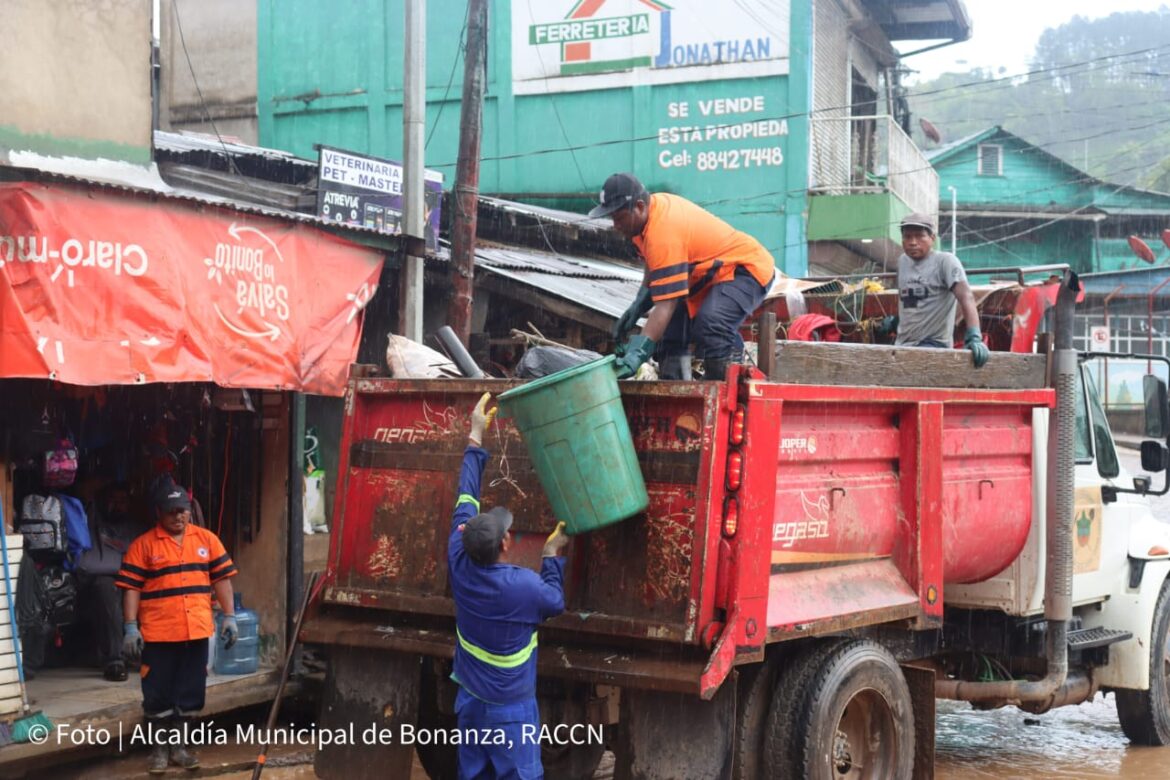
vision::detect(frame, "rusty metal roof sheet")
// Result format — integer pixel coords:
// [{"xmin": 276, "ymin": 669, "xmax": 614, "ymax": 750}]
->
[{"xmin": 472, "ymin": 244, "xmax": 640, "ymax": 318}]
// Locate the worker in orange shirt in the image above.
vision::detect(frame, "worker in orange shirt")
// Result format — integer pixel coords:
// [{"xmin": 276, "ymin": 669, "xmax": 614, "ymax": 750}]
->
[
  {"xmin": 590, "ymin": 172, "xmax": 777, "ymax": 380},
  {"xmin": 115, "ymin": 479, "xmax": 239, "ymax": 774}
]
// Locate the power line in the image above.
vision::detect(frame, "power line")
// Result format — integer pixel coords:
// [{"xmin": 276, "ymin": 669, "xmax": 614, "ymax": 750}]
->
[
  {"xmin": 170, "ymin": 0, "xmax": 257, "ymax": 194},
  {"xmin": 425, "ymin": 5, "xmax": 470, "ymax": 151}
]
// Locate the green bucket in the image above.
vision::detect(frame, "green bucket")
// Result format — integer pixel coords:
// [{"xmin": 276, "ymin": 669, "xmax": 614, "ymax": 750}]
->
[{"xmin": 498, "ymin": 356, "xmax": 648, "ymax": 535}]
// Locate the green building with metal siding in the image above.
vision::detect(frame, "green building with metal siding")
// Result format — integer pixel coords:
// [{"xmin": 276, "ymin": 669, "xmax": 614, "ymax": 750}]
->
[
  {"xmin": 926, "ymin": 126, "xmax": 1170, "ymax": 273},
  {"xmin": 257, "ymin": 0, "xmax": 970, "ymax": 278}
]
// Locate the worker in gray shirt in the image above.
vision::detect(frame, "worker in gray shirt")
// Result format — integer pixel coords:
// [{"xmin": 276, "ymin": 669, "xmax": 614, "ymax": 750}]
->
[{"xmin": 887, "ymin": 212, "xmax": 989, "ymax": 367}]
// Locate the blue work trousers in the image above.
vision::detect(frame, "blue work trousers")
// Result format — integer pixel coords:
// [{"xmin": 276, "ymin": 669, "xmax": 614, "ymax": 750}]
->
[
  {"xmin": 657, "ymin": 267, "xmax": 769, "ymax": 363},
  {"xmin": 455, "ymin": 686, "xmax": 543, "ymax": 779}
]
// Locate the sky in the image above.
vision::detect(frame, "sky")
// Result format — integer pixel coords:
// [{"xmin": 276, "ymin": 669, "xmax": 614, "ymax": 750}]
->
[{"xmin": 900, "ymin": 0, "xmax": 1170, "ymax": 83}]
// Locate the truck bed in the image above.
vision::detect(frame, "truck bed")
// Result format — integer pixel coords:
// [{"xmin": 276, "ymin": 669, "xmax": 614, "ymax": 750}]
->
[{"xmin": 311, "ymin": 353, "xmax": 1054, "ymax": 697}]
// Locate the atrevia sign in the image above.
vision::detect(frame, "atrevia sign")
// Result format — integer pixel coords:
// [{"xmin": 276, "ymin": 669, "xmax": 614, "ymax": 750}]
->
[
  {"xmin": 512, "ymin": 0, "xmax": 789, "ymax": 94},
  {"xmin": 316, "ymin": 146, "xmax": 444, "ymax": 251}
]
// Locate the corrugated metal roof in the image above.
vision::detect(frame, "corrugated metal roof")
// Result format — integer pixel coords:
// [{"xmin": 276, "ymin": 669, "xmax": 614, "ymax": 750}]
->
[
  {"xmin": 472, "ymin": 244, "xmax": 639, "ymax": 318},
  {"xmin": 0, "ymin": 153, "xmax": 394, "ymax": 241},
  {"xmin": 478, "ymin": 196, "xmax": 612, "ymax": 234},
  {"xmin": 1081, "ymin": 266, "xmax": 1170, "ymax": 297},
  {"xmin": 154, "ymin": 130, "xmax": 316, "ymax": 168}
]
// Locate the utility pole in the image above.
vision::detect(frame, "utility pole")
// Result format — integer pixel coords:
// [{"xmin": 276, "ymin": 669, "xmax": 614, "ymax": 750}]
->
[
  {"xmin": 448, "ymin": 0, "xmax": 487, "ymax": 344},
  {"xmin": 400, "ymin": 0, "xmax": 426, "ymax": 341}
]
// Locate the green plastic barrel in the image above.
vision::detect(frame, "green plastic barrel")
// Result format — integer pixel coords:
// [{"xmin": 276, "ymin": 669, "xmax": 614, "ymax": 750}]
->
[{"xmin": 498, "ymin": 356, "xmax": 648, "ymax": 534}]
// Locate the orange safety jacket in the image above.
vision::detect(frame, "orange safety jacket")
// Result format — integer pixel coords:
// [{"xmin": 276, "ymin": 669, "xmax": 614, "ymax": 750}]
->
[
  {"xmin": 115, "ymin": 524, "xmax": 237, "ymax": 643},
  {"xmin": 632, "ymin": 193, "xmax": 775, "ymax": 317}
]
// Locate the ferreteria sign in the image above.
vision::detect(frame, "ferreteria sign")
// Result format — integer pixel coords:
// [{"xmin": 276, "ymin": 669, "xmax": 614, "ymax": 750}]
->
[{"xmin": 513, "ymin": 0, "xmax": 789, "ymax": 94}]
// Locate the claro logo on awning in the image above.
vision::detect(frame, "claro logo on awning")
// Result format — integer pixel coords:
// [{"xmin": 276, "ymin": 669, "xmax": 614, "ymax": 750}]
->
[{"xmin": 0, "ymin": 235, "xmax": 148, "ymax": 283}]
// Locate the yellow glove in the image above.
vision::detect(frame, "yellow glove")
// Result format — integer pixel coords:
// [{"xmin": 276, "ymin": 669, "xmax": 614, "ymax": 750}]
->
[
  {"xmin": 542, "ymin": 521, "xmax": 569, "ymax": 558},
  {"xmin": 469, "ymin": 392, "xmax": 497, "ymax": 445}
]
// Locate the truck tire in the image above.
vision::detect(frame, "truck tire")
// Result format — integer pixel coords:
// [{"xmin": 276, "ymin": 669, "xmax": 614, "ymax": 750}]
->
[
  {"xmin": 731, "ymin": 658, "xmax": 779, "ymax": 780},
  {"xmin": 764, "ymin": 639, "xmax": 914, "ymax": 780},
  {"xmin": 540, "ymin": 730, "xmax": 606, "ymax": 780},
  {"xmin": 1117, "ymin": 578, "xmax": 1170, "ymax": 745}
]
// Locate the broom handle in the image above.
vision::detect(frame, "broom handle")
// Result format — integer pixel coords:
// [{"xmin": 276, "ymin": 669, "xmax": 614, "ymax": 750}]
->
[{"xmin": 251, "ymin": 570, "xmax": 322, "ymax": 779}]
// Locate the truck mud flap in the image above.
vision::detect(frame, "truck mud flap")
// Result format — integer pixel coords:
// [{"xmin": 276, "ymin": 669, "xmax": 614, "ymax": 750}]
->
[
  {"xmin": 304, "ymin": 613, "xmax": 712, "ymax": 695},
  {"xmin": 615, "ymin": 676, "xmax": 736, "ymax": 780}
]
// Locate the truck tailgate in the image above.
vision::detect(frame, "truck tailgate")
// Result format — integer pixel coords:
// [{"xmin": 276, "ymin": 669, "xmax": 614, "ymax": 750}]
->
[{"xmin": 325, "ymin": 377, "xmax": 728, "ymax": 645}]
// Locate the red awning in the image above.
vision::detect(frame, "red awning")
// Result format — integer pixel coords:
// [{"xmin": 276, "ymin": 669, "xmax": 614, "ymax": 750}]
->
[{"xmin": 0, "ymin": 181, "xmax": 384, "ymax": 396}]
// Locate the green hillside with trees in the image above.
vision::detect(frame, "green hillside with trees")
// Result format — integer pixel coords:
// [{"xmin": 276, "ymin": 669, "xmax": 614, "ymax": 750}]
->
[{"xmin": 904, "ymin": 8, "xmax": 1170, "ymax": 192}]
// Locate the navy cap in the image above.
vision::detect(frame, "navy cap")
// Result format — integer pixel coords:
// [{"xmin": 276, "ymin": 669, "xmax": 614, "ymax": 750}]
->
[
  {"xmin": 588, "ymin": 172, "xmax": 648, "ymax": 218},
  {"xmin": 462, "ymin": 506, "xmax": 514, "ymax": 564}
]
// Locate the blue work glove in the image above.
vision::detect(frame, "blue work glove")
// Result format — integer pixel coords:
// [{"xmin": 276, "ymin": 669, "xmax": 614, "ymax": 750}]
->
[
  {"xmin": 875, "ymin": 315, "xmax": 899, "ymax": 338},
  {"xmin": 614, "ymin": 335, "xmax": 656, "ymax": 379},
  {"xmin": 965, "ymin": 327, "xmax": 990, "ymax": 368},
  {"xmin": 122, "ymin": 621, "xmax": 143, "ymax": 661},
  {"xmin": 220, "ymin": 615, "xmax": 239, "ymax": 650},
  {"xmin": 613, "ymin": 286, "xmax": 653, "ymax": 342}
]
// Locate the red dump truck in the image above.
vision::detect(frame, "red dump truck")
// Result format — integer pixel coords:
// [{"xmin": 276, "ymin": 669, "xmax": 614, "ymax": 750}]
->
[{"xmin": 304, "ymin": 273, "xmax": 1170, "ymax": 779}]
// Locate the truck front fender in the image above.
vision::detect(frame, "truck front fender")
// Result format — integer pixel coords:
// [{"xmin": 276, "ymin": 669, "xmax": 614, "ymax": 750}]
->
[
  {"xmin": 1128, "ymin": 513, "xmax": 1170, "ymax": 559},
  {"xmin": 1084, "ymin": 558, "xmax": 1170, "ymax": 690}
]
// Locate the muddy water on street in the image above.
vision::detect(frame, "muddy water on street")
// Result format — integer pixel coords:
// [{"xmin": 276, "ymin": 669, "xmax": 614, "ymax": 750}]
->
[{"xmin": 935, "ymin": 695, "xmax": 1170, "ymax": 778}]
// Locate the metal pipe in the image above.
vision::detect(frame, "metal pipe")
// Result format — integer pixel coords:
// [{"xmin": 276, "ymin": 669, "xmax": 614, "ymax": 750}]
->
[
  {"xmin": 400, "ymin": 0, "xmax": 426, "ymax": 342},
  {"xmin": 935, "ymin": 271, "xmax": 1081, "ymax": 703},
  {"xmin": 1147, "ymin": 277, "xmax": 1170, "ymax": 374},
  {"xmin": 435, "ymin": 326, "xmax": 485, "ymax": 379},
  {"xmin": 287, "ymin": 392, "xmax": 306, "ymax": 674},
  {"xmin": 1103, "ymin": 284, "xmax": 1126, "ymax": 407},
  {"xmin": 947, "ymin": 185, "xmax": 957, "ymax": 254}
]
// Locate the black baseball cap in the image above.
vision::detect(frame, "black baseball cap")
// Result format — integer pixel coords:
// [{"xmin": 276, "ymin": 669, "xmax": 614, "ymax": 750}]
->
[
  {"xmin": 153, "ymin": 479, "xmax": 192, "ymax": 513},
  {"xmin": 462, "ymin": 506, "xmax": 513, "ymax": 565},
  {"xmin": 588, "ymin": 173, "xmax": 648, "ymax": 218}
]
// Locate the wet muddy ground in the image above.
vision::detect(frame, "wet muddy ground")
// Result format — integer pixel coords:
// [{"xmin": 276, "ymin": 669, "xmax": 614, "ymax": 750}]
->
[{"xmin": 935, "ymin": 695, "xmax": 1168, "ymax": 779}]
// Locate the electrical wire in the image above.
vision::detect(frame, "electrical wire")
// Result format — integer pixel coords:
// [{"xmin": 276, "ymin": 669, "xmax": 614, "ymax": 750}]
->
[
  {"xmin": 524, "ymin": 0, "xmax": 591, "ymax": 194},
  {"xmin": 171, "ymin": 0, "xmax": 259, "ymax": 194},
  {"xmin": 425, "ymin": 5, "xmax": 470, "ymax": 151}
]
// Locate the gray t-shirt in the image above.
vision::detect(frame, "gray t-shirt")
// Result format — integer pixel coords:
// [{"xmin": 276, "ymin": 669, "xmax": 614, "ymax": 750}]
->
[{"xmin": 895, "ymin": 250, "xmax": 967, "ymax": 347}]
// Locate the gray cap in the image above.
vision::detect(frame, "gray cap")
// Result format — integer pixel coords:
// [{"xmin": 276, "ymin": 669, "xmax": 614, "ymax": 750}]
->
[
  {"xmin": 462, "ymin": 506, "xmax": 514, "ymax": 565},
  {"xmin": 900, "ymin": 212, "xmax": 935, "ymax": 234}
]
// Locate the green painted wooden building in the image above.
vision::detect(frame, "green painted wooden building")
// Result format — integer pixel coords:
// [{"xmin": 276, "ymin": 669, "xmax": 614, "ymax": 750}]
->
[
  {"xmin": 257, "ymin": 0, "xmax": 970, "ymax": 278},
  {"xmin": 925, "ymin": 126, "xmax": 1170, "ymax": 274}
]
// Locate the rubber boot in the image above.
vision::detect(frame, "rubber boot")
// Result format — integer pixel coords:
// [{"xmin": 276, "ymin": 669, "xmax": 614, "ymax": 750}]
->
[
  {"xmin": 169, "ymin": 714, "xmax": 200, "ymax": 770},
  {"xmin": 146, "ymin": 716, "xmax": 170, "ymax": 775}
]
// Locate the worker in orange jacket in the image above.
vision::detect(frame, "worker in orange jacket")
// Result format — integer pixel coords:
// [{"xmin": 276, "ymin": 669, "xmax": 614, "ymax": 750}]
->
[{"xmin": 115, "ymin": 479, "xmax": 239, "ymax": 774}]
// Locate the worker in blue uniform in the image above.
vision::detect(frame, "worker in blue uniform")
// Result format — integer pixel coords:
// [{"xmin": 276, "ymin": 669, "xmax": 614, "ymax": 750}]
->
[{"xmin": 448, "ymin": 392, "xmax": 570, "ymax": 779}]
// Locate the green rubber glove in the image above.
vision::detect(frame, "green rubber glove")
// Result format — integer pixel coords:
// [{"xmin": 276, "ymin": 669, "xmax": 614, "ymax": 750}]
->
[
  {"xmin": 613, "ymin": 286, "xmax": 654, "ymax": 342},
  {"xmin": 965, "ymin": 326, "xmax": 990, "ymax": 368},
  {"xmin": 875, "ymin": 315, "xmax": 899, "ymax": 338},
  {"xmin": 614, "ymin": 335, "xmax": 656, "ymax": 379}
]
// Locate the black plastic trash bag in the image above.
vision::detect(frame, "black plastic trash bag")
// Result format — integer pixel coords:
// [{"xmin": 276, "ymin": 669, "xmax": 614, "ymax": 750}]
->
[{"xmin": 515, "ymin": 346, "xmax": 602, "ymax": 379}]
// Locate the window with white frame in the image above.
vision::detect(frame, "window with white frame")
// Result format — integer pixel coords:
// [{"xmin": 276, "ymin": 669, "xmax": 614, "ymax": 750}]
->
[{"xmin": 978, "ymin": 144, "xmax": 1003, "ymax": 176}]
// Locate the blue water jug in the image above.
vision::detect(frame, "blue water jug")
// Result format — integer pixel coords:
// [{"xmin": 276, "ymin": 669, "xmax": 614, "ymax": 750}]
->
[{"xmin": 214, "ymin": 593, "xmax": 260, "ymax": 675}]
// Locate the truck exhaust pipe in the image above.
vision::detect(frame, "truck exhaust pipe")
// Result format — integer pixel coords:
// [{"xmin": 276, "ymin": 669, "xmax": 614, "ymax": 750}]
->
[{"xmin": 936, "ymin": 271, "xmax": 1081, "ymax": 702}]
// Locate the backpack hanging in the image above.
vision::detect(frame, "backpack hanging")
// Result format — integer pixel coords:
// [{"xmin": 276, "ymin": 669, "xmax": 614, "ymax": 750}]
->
[{"xmin": 43, "ymin": 437, "xmax": 79, "ymax": 489}]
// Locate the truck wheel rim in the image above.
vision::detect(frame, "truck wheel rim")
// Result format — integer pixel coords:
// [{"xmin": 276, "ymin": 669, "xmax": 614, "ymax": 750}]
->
[{"xmin": 831, "ymin": 688, "xmax": 897, "ymax": 779}]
